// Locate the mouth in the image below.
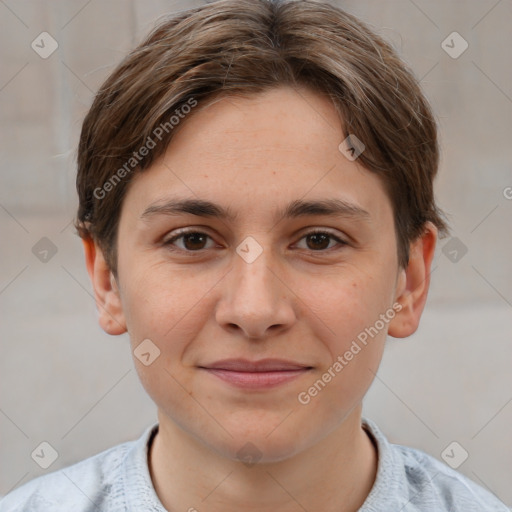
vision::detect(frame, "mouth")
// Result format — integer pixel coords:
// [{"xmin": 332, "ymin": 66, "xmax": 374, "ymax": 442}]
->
[{"xmin": 198, "ymin": 358, "xmax": 313, "ymax": 389}]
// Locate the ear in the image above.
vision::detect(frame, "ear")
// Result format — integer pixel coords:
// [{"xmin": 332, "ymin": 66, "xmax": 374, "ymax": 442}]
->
[
  {"xmin": 82, "ymin": 237, "xmax": 127, "ymax": 336},
  {"xmin": 388, "ymin": 222, "xmax": 438, "ymax": 338}
]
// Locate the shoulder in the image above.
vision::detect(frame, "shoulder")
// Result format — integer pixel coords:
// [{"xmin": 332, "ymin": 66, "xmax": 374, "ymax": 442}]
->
[
  {"xmin": 361, "ymin": 418, "xmax": 510, "ymax": 512},
  {"xmin": 394, "ymin": 443, "xmax": 510, "ymax": 511},
  {"xmin": 0, "ymin": 438, "xmax": 134, "ymax": 512}
]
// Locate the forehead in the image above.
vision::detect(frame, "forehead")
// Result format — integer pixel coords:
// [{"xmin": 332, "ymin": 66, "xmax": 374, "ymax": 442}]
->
[{"xmin": 120, "ymin": 85, "xmax": 393, "ymax": 226}]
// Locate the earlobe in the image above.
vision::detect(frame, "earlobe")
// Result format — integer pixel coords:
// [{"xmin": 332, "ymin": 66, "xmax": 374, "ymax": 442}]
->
[
  {"xmin": 388, "ymin": 222, "xmax": 438, "ymax": 338},
  {"xmin": 82, "ymin": 238, "xmax": 127, "ymax": 336}
]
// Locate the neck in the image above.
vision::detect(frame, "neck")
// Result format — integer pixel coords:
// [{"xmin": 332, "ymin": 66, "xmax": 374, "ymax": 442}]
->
[{"xmin": 148, "ymin": 405, "xmax": 378, "ymax": 512}]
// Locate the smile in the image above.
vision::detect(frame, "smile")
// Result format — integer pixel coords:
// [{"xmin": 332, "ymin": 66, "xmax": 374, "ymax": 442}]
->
[{"xmin": 198, "ymin": 358, "xmax": 313, "ymax": 389}]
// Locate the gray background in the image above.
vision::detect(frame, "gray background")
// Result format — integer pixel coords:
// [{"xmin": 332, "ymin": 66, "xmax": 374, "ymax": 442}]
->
[{"xmin": 1, "ymin": 0, "xmax": 511, "ymax": 506}]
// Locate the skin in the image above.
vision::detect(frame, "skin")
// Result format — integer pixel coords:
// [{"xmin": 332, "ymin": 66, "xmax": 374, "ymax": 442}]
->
[{"xmin": 83, "ymin": 84, "xmax": 437, "ymax": 511}]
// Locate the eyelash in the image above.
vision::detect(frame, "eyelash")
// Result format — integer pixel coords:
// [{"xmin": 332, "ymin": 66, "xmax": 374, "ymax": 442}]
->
[{"xmin": 162, "ymin": 228, "xmax": 348, "ymax": 254}]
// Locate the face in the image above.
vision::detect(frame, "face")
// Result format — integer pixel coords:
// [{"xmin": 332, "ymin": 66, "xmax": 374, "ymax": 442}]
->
[{"xmin": 91, "ymin": 85, "xmax": 430, "ymax": 463}]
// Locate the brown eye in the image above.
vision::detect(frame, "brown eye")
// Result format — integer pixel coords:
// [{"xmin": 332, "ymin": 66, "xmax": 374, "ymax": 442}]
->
[
  {"xmin": 305, "ymin": 232, "xmax": 331, "ymax": 250},
  {"xmin": 296, "ymin": 230, "xmax": 347, "ymax": 252},
  {"xmin": 164, "ymin": 231, "xmax": 214, "ymax": 251},
  {"xmin": 181, "ymin": 233, "xmax": 209, "ymax": 250}
]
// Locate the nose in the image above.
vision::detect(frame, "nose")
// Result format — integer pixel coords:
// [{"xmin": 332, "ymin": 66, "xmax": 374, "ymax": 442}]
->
[{"xmin": 215, "ymin": 242, "xmax": 296, "ymax": 340}]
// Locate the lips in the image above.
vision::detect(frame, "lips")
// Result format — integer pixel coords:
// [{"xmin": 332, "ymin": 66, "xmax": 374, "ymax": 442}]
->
[
  {"xmin": 198, "ymin": 359, "xmax": 313, "ymax": 389},
  {"xmin": 199, "ymin": 358, "xmax": 312, "ymax": 372}
]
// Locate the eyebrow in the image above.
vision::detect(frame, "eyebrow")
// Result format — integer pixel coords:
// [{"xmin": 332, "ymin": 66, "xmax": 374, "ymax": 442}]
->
[{"xmin": 140, "ymin": 197, "xmax": 370, "ymax": 223}]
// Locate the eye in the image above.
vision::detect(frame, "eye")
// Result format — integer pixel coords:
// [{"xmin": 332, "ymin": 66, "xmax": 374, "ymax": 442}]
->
[
  {"xmin": 295, "ymin": 229, "xmax": 348, "ymax": 252},
  {"xmin": 163, "ymin": 230, "xmax": 216, "ymax": 251}
]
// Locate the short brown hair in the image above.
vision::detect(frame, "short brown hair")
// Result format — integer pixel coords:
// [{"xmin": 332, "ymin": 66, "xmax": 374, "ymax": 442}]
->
[{"xmin": 74, "ymin": 0, "xmax": 448, "ymax": 277}]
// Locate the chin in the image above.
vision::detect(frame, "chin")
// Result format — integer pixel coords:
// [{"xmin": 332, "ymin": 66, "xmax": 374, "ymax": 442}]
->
[{"xmin": 210, "ymin": 420, "xmax": 315, "ymax": 466}]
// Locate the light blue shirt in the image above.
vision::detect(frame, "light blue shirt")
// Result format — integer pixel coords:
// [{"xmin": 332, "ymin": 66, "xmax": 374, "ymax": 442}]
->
[{"xmin": 1, "ymin": 417, "xmax": 509, "ymax": 511}]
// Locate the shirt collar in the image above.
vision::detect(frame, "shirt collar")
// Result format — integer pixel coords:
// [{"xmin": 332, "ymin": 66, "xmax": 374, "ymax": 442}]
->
[
  {"xmin": 123, "ymin": 422, "xmax": 165, "ymax": 511},
  {"xmin": 360, "ymin": 416, "xmax": 413, "ymax": 510}
]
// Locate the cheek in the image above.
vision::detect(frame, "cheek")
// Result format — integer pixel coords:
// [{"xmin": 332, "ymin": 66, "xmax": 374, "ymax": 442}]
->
[
  {"xmin": 120, "ymin": 259, "xmax": 201, "ymax": 337},
  {"xmin": 295, "ymin": 277, "xmax": 389, "ymax": 426},
  {"xmin": 297, "ymin": 270, "xmax": 392, "ymax": 402},
  {"xmin": 308, "ymin": 271, "xmax": 392, "ymax": 349},
  {"xmin": 119, "ymin": 262, "xmax": 217, "ymax": 393},
  {"xmin": 121, "ymin": 271, "xmax": 198, "ymax": 412}
]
